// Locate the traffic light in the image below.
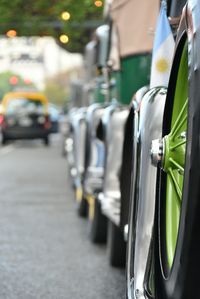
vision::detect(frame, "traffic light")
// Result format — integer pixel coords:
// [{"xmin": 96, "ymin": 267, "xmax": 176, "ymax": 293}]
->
[{"xmin": 9, "ymin": 76, "xmax": 18, "ymax": 85}]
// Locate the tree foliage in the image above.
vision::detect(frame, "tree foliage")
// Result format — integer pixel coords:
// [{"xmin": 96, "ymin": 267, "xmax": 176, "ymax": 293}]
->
[
  {"xmin": 43, "ymin": 71, "xmax": 70, "ymax": 106},
  {"xmin": 0, "ymin": 0, "xmax": 103, "ymax": 52}
]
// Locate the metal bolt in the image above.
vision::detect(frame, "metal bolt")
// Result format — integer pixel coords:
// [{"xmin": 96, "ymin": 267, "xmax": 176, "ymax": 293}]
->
[
  {"xmin": 180, "ymin": 131, "xmax": 186, "ymax": 139},
  {"xmin": 151, "ymin": 139, "xmax": 164, "ymax": 167}
]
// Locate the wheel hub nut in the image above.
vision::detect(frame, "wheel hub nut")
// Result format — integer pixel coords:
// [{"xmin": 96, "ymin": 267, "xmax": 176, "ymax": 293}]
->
[{"xmin": 151, "ymin": 139, "xmax": 163, "ymax": 167}]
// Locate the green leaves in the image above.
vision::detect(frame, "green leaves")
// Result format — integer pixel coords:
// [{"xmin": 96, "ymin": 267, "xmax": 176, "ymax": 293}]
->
[{"xmin": 0, "ymin": 0, "xmax": 103, "ymax": 52}]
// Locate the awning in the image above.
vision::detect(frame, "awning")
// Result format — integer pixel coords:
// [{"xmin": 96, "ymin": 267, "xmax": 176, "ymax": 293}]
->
[{"xmin": 111, "ymin": 0, "xmax": 160, "ymax": 57}]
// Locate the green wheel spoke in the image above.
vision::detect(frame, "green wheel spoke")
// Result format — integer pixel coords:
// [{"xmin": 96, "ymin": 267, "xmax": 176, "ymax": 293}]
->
[
  {"xmin": 168, "ymin": 168, "xmax": 182, "ymax": 207},
  {"xmin": 170, "ymin": 138, "xmax": 186, "ymax": 151},
  {"xmin": 170, "ymin": 99, "xmax": 188, "ymax": 139},
  {"xmin": 170, "ymin": 112, "xmax": 187, "ymax": 140},
  {"xmin": 169, "ymin": 157, "xmax": 184, "ymax": 174}
]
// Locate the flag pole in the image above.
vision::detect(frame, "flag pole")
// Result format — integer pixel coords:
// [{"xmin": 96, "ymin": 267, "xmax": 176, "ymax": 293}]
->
[{"xmin": 161, "ymin": 0, "xmax": 167, "ymax": 12}]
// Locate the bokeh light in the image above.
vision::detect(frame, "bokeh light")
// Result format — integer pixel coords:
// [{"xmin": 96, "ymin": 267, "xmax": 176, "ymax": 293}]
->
[
  {"xmin": 61, "ymin": 11, "xmax": 71, "ymax": 21},
  {"xmin": 59, "ymin": 34, "xmax": 69, "ymax": 44},
  {"xmin": 6, "ymin": 29, "xmax": 17, "ymax": 38},
  {"xmin": 94, "ymin": 1, "xmax": 103, "ymax": 7}
]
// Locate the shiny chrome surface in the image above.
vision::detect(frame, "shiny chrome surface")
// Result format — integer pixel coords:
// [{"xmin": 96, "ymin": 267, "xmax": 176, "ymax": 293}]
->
[
  {"xmin": 72, "ymin": 109, "xmax": 87, "ymax": 177},
  {"xmin": 124, "ymin": 224, "xmax": 129, "ymax": 242},
  {"xmin": 96, "ymin": 25, "xmax": 110, "ymax": 68},
  {"xmin": 127, "ymin": 87, "xmax": 167, "ymax": 299},
  {"xmin": 126, "ymin": 89, "xmax": 147, "ymax": 298},
  {"xmin": 101, "ymin": 107, "xmax": 129, "ymax": 226},
  {"xmin": 66, "ymin": 108, "xmax": 78, "ymax": 172},
  {"xmin": 84, "ymin": 104, "xmax": 107, "ymax": 195},
  {"xmin": 85, "ymin": 40, "xmax": 97, "ymax": 82},
  {"xmin": 151, "ymin": 138, "xmax": 164, "ymax": 167},
  {"xmin": 120, "ymin": 86, "xmax": 148, "ymax": 232},
  {"xmin": 67, "ymin": 108, "xmax": 87, "ymax": 184}
]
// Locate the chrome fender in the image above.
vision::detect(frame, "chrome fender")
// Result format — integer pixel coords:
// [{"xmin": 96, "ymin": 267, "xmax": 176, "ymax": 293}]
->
[
  {"xmin": 100, "ymin": 106, "xmax": 129, "ymax": 226},
  {"xmin": 127, "ymin": 87, "xmax": 167, "ymax": 299},
  {"xmin": 120, "ymin": 86, "xmax": 149, "ymax": 231},
  {"xmin": 83, "ymin": 104, "xmax": 107, "ymax": 195},
  {"xmin": 72, "ymin": 109, "xmax": 87, "ymax": 183},
  {"xmin": 66, "ymin": 108, "xmax": 79, "ymax": 174}
]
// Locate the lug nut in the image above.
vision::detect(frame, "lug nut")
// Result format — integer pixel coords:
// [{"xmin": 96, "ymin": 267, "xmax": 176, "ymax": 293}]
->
[{"xmin": 151, "ymin": 139, "xmax": 163, "ymax": 167}]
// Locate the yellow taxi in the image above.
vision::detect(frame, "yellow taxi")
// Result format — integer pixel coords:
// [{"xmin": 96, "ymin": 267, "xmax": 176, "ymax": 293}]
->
[{"xmin": 0, "ymin": 91, "xmax": 51, "ymax": 145}]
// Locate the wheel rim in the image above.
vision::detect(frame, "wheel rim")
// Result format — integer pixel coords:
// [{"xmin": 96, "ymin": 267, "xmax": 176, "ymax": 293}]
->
[{"xmin": 162, "ymin": 43, "xmax": 188, "ymax": 271}]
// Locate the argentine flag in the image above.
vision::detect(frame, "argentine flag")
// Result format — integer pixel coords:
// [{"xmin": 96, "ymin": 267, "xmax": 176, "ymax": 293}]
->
[{"xmin": 150, "ymin": 2, "xmax": 175, "ymax": 88}]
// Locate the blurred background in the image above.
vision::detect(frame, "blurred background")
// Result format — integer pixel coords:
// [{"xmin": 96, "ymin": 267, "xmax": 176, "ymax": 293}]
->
[
  {"xmin": 0, "ymin": 1, "xmax": 127, "ymax": 299},
  {"xmin": 0, "ymin": 0, "xmax": 188, "ymax": 298},
  {"xmin": 0, "ymin": 0, "xmax": 105, "ymax": 106}
]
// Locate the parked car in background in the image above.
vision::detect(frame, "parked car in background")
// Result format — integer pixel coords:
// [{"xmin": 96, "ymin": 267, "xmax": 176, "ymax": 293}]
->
[{"xmin": 0, "ymin": 91, "xmax": 51, "ymax": 145}]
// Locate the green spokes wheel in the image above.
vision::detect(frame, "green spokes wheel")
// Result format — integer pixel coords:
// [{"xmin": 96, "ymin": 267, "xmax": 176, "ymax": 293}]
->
[
  {"xmin": 156, "ymin": 7, "xmax": 200, "ymax": 298},
  {"xmin": 163, "ymin": 44, "xmax": 188, "ymax": 270}
]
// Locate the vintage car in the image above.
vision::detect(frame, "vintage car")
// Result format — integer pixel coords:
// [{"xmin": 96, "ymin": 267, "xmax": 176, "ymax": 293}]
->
[{"xmin": 68, "ymin": 0, "xmax": 200, "ymax": 298}]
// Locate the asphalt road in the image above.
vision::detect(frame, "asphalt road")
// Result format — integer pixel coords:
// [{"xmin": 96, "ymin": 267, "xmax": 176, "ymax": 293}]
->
[{"xmin": 0, "ymin": 135, "xmax": 125, "ymax": 299}]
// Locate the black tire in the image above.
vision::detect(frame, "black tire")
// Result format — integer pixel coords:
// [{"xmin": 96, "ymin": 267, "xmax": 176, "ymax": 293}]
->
[
  {"xmin": 1, "ymin": 134, "xmax": 8, "ymax": 145},
  {"xmin": 108, "ymin": 220, "xmax": 126, "ymax": 267},
  {"xmin": 155, "ymin": 15, "xmax": 200, "ymax": 299},
  {"xmin": 89, "ymin": 198, "xmax": 107, "ymax": 243},
  {"xmin": 43, "ymin": 136, "xmax": 49, "ymax": 146},
  {"xmin": 77, "ymin": 196, "xmax": 88, "ymax": 217}
]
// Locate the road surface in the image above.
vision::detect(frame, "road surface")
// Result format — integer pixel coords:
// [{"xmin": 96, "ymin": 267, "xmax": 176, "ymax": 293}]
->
[{"xmin": 0, "ymin": 135, "xmax": 125, "ymax": 299}]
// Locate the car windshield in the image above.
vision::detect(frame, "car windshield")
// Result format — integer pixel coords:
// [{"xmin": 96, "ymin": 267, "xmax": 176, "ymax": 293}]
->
[{"xmin": 6, "ymin": 98, "xmax": 45, "ymax": 115}]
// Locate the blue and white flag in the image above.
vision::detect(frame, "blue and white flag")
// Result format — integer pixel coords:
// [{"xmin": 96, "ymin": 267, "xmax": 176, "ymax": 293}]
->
[{"xmin": 150, "ymin": 2, "xmax": 175, "ymax": 88}]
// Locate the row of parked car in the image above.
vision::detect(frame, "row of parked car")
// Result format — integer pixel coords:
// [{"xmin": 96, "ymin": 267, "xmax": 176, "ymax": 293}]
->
[{"xmin": 65, "ymin": 0, "xmax": 200, "ymax": 298}]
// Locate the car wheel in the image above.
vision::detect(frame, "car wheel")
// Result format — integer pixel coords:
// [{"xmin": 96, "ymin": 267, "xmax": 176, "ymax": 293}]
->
[
  {"xmin": 76, "ymin": 192, "xmax": 88, "ymax": 217},
  {"xmin": 155, "ymin": 26, "xmax": 200, "ymax": 298},
  {"xmin": 107, "ymin": 220, "xmax": 126, "ymax": 267},
  {"xmin": 43, "ymin": 136, "xmax": 49, "ymax": 146},
  {"xmin": 1, "ymin": 134, "xmax": 8, "ymax": 145},
  {"xmin": 89, "ymin": 197, "xmax": 107, "ymax": 243}
]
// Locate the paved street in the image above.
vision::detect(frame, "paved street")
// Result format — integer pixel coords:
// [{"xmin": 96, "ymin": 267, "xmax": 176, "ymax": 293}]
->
[{"xmin": 0, "ymin": 135, "xmax": 125, "ymax": 299}]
